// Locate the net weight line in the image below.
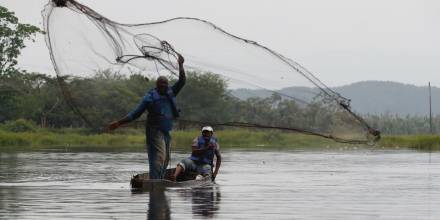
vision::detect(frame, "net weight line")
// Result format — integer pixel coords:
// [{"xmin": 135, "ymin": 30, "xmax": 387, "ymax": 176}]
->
[{"xmin": 123, "ymin": 119, "xmax": 379, "ymax": 145}]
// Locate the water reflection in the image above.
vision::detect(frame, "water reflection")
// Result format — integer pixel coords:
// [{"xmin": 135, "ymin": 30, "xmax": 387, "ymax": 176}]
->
[
  {"xmin": 147, "ymin": 189, "xmax": 171, "ymax": 220},
  {"xmin": 0, "ymin": 153, "xmax": 21, "ymax": 216},
  {"xmin": 144, "ymin": 185, "xmax": 221, "ymax": 220},
  {"xmin": 189, "ymin": 186, "xmax": 221, "ymax": 218},
  {"xmin": 1, "ymin": 151, "xmax": 439, "ymax": 219}
]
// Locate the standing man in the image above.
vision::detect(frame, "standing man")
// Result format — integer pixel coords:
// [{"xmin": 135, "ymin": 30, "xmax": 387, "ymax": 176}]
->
[{"xmin": 108, "ymin": 54, "xmax": 186, "ymax": 179}]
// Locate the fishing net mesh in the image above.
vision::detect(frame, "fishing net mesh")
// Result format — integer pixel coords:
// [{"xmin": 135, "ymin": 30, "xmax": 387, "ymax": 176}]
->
[{"xmin": 43, "ymin": 0, "xmax": 380, "ymax": 144}]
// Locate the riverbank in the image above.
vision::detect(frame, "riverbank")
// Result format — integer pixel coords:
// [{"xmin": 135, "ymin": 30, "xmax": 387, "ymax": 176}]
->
[{"xmin": 1, "ymin": 129, "xmax": 439, "ymax": 151}]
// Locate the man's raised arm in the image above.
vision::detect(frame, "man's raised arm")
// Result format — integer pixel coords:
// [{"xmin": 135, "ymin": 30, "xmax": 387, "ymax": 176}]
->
[{"xmin": 172, "ymin": 54, "xmax": 186, "ymax": 95}]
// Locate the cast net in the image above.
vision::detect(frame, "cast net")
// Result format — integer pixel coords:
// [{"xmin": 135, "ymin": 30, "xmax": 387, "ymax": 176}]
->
[{"xmin": 43, "ymin": 0, "xmax": 380, "ymax": 144}]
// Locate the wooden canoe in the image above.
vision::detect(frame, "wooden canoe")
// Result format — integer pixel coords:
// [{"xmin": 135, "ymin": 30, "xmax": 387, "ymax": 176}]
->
[{"xmin": 130, "ymin": 168, "xmax": 212, "ymax": 191}]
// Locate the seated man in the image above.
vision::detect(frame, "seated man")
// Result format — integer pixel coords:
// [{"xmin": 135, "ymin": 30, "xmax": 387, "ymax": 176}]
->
[{"xmin": 173, "ymin": 126, "xmax": 222, "ymax": 181}]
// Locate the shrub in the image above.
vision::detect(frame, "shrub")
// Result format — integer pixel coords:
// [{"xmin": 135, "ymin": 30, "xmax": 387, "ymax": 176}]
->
[
  {"xmin": 0, "ymin": 130, "xmax": 32, "ymax": 146},
  {"xmin": 1, "ymin": 119, "xmax": 38, "ymax": 132}
]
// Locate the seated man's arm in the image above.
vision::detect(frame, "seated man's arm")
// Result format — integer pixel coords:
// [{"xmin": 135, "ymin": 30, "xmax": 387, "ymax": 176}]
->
[
  {"xmin": 212, "ymin": 148, "xmax": 222, "ymax": 181},
  {"xmin": 191, "ymin": 138, "xmax": 209, "ymax": 156}
]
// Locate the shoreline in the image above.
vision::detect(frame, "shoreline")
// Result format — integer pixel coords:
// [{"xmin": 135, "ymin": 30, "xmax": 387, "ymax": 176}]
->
[{"xmin": 1, "ymin": 129, "xmax": 440, "ymax": 152}]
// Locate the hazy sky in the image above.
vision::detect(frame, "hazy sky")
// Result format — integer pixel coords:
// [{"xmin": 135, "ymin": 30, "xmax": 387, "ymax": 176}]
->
[{"xmin": 2, "ymin": 0, "xmax": 440, "ymax": 86}]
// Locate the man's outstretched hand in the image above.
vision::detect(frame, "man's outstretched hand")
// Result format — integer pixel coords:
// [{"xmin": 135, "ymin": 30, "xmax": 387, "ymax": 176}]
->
[{"xmin": 107, "ymin": 121, "xmax": 120, "ymax": 131}]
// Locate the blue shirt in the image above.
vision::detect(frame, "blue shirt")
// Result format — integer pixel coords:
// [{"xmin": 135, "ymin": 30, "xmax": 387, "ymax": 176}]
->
[{"xmin": 126, "ymin": 78, "xmax": 185, "ymax": 131}]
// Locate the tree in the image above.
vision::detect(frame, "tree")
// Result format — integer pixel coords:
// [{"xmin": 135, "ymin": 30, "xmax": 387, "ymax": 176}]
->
[
  {"xmin": 0, "ymin": 6, "xmax": 42, "ymax": 75},
  {"xmin": 0, "ymin": 72, "xmax": 62, "ymax": 126},
  {"xmin": 177, "ymin": 72, "xmax": 232, "ymax": 128}
]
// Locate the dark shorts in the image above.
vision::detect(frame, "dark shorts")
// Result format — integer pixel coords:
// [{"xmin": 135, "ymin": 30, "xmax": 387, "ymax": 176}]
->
[{"xmin": 178, "ymin": 158, "xmax": 212, "ymax": 175}]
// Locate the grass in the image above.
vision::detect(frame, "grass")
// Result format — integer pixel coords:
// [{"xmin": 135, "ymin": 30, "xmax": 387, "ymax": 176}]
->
[
  {"xmin": 1, "ymin": 128, "xmax": 440, "ymax": 151},
  {"xmin": 0, "ymin": 128, "xmax": 340, "ymax": 151},
  {"xmin": 379, "ymin": 135, "xmax": 440, "ymax": 151},
  {"xmin": 0, "ymin": 128, "xmax": 145, "ymax": 151}
]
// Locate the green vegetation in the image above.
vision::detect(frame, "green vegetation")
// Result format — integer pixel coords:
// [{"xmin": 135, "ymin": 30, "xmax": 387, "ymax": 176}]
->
[
  {"xmin": 0, "ymin": 128, "xmax": 144, "ymax": 151},
  {"xmin": 380, "ymin": 135, "xmax": 440, "ymax": 151},
  {"xmin": 2, "ymin": 66, "xmax": 440, "ymax": 138},
  {"xmin": 1, "ymin": 127, "xmax": 440, "ymax": 152},
  {"xmin": 0, "ymin": 118, "xmax": 38, "ymax": 132},
  {"xmin": 0, "ymin": 70, "xmax": 339, "ymax": 132},
  {"xmin": 0, "ymin": 128, "xmax": 335, "ymax": 151},
  {"xmin": 365, "ymin": 114, "xmax": 438, "ymax": 135},
  {"xmin": 4, "ymin": 70, "xmax": 439, "ymax": 138},
  {"xmin": 0, "ymin": 6, "xmax": 42, "ymax": 75}
]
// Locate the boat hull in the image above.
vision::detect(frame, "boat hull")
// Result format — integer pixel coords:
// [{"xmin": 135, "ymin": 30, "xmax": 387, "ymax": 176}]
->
[{"xmin": 130, "ymin": 168, "xmax": 212, "ymax": 191}]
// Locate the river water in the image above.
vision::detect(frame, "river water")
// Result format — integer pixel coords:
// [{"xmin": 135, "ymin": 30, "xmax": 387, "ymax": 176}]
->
[{"xmin": 1, "ymin": 149, "xmax": 439, "ymax": 219}]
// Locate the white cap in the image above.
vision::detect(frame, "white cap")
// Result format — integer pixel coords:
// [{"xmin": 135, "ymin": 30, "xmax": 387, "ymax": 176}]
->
[{"xmin": 201, "ymin": 126, "xmax": 214, "ymax": 132}]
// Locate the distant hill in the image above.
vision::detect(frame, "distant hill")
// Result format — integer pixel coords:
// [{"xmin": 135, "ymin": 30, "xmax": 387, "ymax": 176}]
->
[{"xmin": 231, "ymin": 81, "xmax": 438, "ymax": 116}]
